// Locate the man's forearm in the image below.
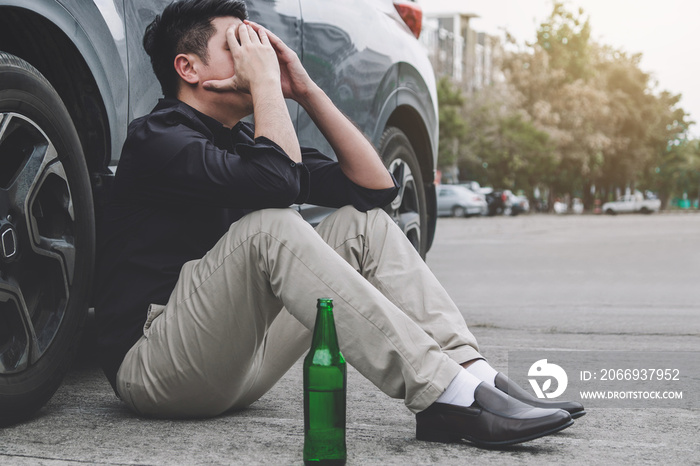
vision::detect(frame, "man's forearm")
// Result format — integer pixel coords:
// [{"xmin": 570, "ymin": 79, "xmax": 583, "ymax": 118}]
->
[
  {"xmin": 252, "ymin": 83, "xmax": 301, "ymax": 163},
  {"xmin": 299, "ymin": 86, "xmax": 394, "ymax": 190}
]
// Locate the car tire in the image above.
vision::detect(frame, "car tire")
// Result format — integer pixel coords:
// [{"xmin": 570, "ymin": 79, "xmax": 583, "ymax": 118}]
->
[
  {"xmin": 452, "ymin": 206, "xmax": 466, "ymax": 218},
  {"xmin": 0, "ymin": 52, "xmax": 94, "ymax": 425},
  {"xmin": 605, "ymin": 208, "xmax": 616, "ymax": 215},
  {"xmin": 379, "ymin": 127, "xmax": 428, "ymax": 258}
]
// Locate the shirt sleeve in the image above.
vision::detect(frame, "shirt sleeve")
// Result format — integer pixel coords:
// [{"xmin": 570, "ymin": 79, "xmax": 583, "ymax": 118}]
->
[
  {"xmin": 300, "ymin": 147, "xmax": 399, "ymax": 212},
  {"xmin": 121, "ymin": 113, "xmax": 310, "ymax": 210}
]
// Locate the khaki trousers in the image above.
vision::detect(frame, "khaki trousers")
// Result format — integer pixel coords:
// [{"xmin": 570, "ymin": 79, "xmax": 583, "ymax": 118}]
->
[{"xmin": 116, "ymin": 206, "xmax": 481, "ymax": 417}]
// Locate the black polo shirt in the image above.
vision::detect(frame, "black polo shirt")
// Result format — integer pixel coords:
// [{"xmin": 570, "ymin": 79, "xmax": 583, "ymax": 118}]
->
[{"xmin": 95, "ymin": 98, "xmax": 398, "ymax": 390}]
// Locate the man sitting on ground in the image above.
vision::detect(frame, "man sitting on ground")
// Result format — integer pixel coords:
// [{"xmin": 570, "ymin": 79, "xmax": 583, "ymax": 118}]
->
[{"xmin": 95, "ymin": 0, "xmax": 584, "ymax": 448}]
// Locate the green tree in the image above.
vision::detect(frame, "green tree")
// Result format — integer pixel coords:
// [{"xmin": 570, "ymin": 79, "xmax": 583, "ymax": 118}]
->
[
  {"xmin": 501, "ymin": 1, "xmax": 692, "ymax": 208},
  {"xmin": 436, "ymin": 77, "xmax": 468, "ymax": 170},
  {"xmin": 646, "ymin": 138, "xmax": 700, "ymax": 209},
  {"xmin": 536, "ymin": 2, "xmax": 592, "ymax": 82},
  {"xmin": 460, "ymin": 110, "xmax": 553, "ymax": 197},
  {"xmin": 503, "ymin": 29, "xmax": 609, "ymax": 206},
  {"xmin": 435, "ymin": 1, "xmax": 694, "ymax": 209},
  {"xmin": 594, "ymin": 46, "xmax": 690, "ymax": 201}
]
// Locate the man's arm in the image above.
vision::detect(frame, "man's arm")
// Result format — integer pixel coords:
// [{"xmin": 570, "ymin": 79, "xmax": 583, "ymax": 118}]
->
[
  {"xmin": 247, "ymin": 22, "xmax": 395, "ymax": 190},
  {"xmin": 298, "ymin": 88, "xmax": 395, "ymax": 190}
]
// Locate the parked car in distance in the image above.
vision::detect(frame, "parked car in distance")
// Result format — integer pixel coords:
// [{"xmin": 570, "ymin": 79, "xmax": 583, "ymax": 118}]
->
[
  {"xmin": 459, "ymin": 180, "xmax": 483, "ymax": 193},
  {"xmin": 602, "ymin": 192, "xmax": 661, "ymax": 215},
  {"xmin": 437, "ymin": 184, "xmax": 487, "ymax": 217},
  {"xmin": 459, "ymin": 180, "xmax": 494, "ymax": 198},
  {"xmin": 0, "ymin": 0, "xmax": 438, "ymax": 425},
  {"xmin": 505, "ymin": 191, "xmax": 529, "ymax": 216},
  {"xmin": 484, "ymin": 189, "xmax": 528, "ymax": 216},
  {"xmin": 485, "ymin": 190, "xmax": 508, "ymax": 216}
]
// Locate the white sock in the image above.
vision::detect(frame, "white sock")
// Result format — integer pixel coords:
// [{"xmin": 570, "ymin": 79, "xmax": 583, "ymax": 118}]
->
[
  {"xmin": 436, "ymin": 369, "xmax": 482, "ymax": 407},
  {"xmin": 465, "ymin": 359, "xmax": 498, "ymax": 386}
]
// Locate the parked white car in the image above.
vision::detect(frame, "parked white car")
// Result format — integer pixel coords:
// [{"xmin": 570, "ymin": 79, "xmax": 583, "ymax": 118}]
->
[
  {"xmin": 437, "ymin": 185, "xmax": 488, "ymax": 217},
  {"xmin": 602, "ymin": 193, "xmax": 661, "ymax": 214}
]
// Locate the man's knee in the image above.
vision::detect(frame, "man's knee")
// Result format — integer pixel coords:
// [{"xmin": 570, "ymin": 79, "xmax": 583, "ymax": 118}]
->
[
  {"xmin": 230, "ymin": 208, "xmax": 308, "ymax": 238},
  {"xmin": 247, "ymin": 207, "xmax": 303, "ymax": 224},
  {"xmin": 366, "ymin": 206, "xmax": 394, "ymax": 226},
  {"xmin": 330, "ymin": 206, "xmax": 393, "ymax": 229}
]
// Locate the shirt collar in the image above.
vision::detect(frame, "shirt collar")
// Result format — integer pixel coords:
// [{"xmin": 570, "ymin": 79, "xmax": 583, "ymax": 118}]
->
[{"xmin": 153, "ymin": 98, "xmax": 244, "ymax": 147}]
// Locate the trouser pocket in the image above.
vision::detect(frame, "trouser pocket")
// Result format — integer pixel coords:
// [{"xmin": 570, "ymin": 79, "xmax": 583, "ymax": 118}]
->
[
  {"xmin": 118, "ymin": 380, "xmax": 144, "ymax": 416},
  {"xmin": 143, "ymin": 303, "xmax": 165, "ymax": 337}
]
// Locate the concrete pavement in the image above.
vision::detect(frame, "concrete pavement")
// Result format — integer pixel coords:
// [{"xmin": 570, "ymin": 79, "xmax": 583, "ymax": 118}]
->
[{"xmin": 1, "ymin": 213, "xmax": 699, "ymax": 465}]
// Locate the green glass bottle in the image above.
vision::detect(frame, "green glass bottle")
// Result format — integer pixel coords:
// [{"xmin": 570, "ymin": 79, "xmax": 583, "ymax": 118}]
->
[{"xmin": 303, "ymin": 298, "xmax": 347, "ymax": 466}]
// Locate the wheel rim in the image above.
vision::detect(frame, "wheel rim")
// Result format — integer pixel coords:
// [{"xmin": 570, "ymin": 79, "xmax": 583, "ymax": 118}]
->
[
  {"xmin": 0, "ymin": 113, "xmax": 76, "ymax": 375},
  {"xmin": 386, "ymin": 158, "xmax": 421, "ymax": 251}
]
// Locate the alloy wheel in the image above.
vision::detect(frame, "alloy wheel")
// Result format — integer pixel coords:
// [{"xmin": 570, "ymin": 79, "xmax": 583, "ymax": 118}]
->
[
  {"xmin": 386, "ymin": 157, "xmax": 421, "ymax": 252},
  {"xmin": 0, "ymin": 113, "xmax": 76, "ymax": 375}
]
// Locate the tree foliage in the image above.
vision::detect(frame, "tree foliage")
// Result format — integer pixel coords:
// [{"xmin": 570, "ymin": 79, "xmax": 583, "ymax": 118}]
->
[
  {"xmin": 436, "ymin": 76, "xmax": 467, "ymax": 168},
  {"xmin": 536, "ymin": 3, "xmax": 592, "ymax": 81},
  {"xmin": 436, "ymin": 1, "xmax": 696, "ymax": 210}
]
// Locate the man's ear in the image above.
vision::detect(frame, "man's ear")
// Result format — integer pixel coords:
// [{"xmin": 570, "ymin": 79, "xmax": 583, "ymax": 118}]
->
[{"xmin": 174, "ymin": 53, "xmax": 199, "ymax": 85}]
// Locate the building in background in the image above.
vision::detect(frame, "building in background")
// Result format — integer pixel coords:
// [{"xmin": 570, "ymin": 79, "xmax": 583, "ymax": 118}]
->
[{"xmin": 419, "ymin": 2, "xmax": 501, "ymax": 93}]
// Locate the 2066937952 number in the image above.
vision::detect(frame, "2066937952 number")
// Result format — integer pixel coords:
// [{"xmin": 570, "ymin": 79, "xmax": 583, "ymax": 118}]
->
[{"xmin": 599, "ymin": 368, "xmax": 681, "ymax": 381}]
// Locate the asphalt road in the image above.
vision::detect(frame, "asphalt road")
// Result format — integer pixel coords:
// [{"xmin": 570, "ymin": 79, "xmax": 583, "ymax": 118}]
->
[{"xmin": 1, "ymin": 212, "xmax": 699, "ymax": 465}]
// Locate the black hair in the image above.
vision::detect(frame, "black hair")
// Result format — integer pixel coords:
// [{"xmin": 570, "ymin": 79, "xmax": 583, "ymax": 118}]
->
[{"xmin": 143, "ymin": 0, "xmax": 248, "ymax": 97}]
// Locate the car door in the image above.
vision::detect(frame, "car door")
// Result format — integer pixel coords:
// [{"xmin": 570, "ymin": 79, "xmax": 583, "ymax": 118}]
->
[
  {"xmin": 295, "ymin": 0, "xmax": 399, "ymax": 223},
  {"xmin": 617, "ymin": 195, "xmax": 634, "ymax": 213},
  {"xmin": 437, "ymin": 187, "xmax": 456, "ymax": 216},
  {"xmin": 296, "ymin": 0, "xmax": 397, "ymax": 155}
]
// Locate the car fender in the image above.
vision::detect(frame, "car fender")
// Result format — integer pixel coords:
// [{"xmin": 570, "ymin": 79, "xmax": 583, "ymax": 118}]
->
[
  {"xmin": 371, "ymin": 62, "xmax": 438, "ymax": 169},
  {"xmin": 0, "ymin": 0, "xmax": 128, "ymax": 165},
  {"xmin": 371, "ymin": 62, "xmax": 438, "ymax": 251}
]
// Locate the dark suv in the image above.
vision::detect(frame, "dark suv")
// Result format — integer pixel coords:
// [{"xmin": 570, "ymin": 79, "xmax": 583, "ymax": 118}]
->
[{"xmin": 0, "ymin": 0, "xmax": 438, "ymax": 423}]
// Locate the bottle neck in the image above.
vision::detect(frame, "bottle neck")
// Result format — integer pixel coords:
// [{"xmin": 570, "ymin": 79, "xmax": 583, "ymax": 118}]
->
[{"xmin": 311, "ymin": 300, "xmax": 340, "ymax": 353}]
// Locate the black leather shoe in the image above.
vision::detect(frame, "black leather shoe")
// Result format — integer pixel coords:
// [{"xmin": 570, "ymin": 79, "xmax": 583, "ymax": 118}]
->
[
  {"xmin": 416, "ymin": 382, "xmax": 573, "ymax": 447},
  {"xmin": 494, "ymin": 372, "xmax": 586, "ymax": 419}
]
